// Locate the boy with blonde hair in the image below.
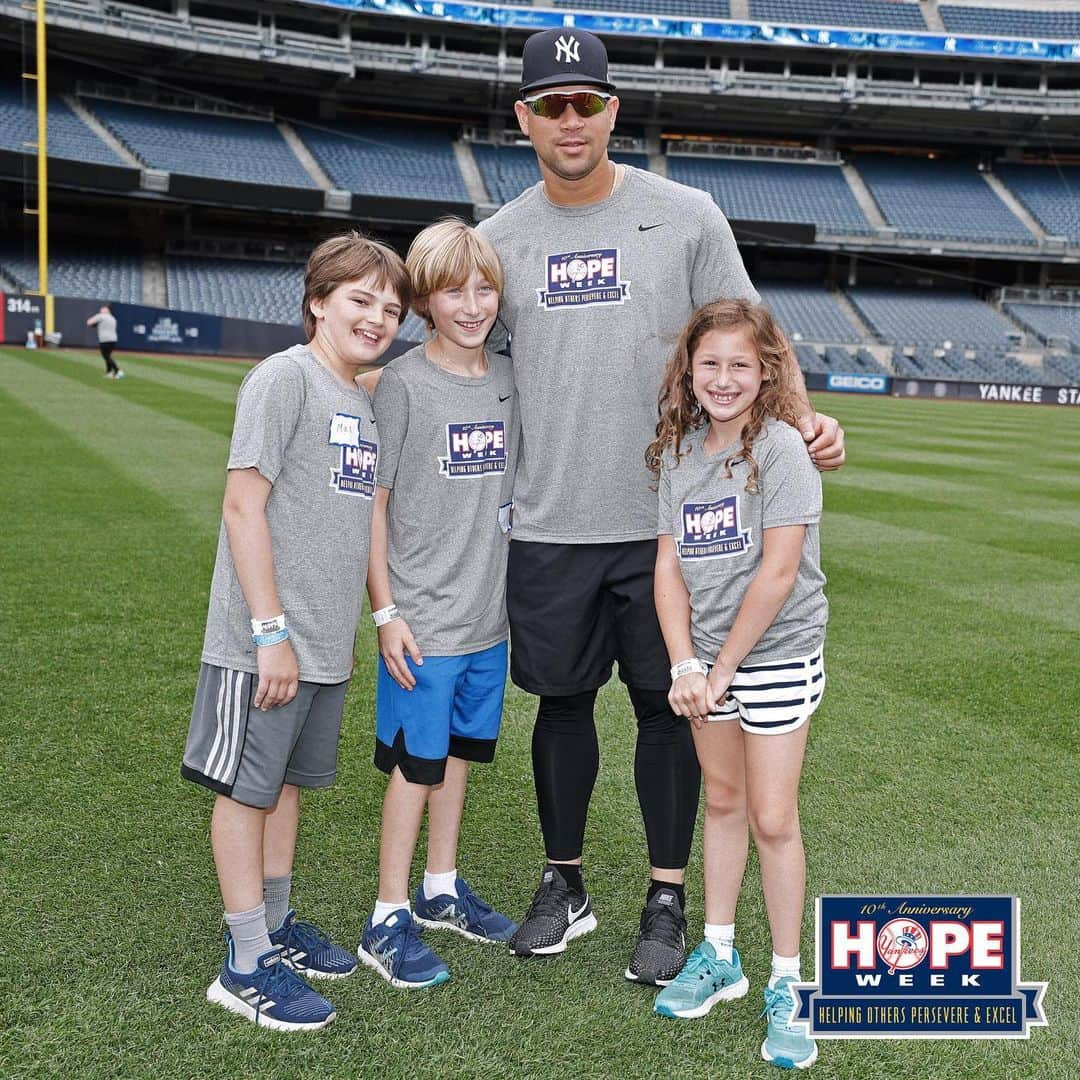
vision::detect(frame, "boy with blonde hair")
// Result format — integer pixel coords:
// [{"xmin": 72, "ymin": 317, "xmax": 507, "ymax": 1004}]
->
[{"xmin": 357, "ymin": 219, "xmax": 518, "ymax": 989}]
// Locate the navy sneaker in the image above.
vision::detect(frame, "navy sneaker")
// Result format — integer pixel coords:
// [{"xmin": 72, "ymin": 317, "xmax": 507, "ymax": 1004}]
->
[
  {"xmin": 206, "ymin": 939, "xmax": 336, "ymax": 1031},
  {"xmin": 413, "ymin": 878, "xmax": 517, "ymax": 943},
  {"xmin": 270, "ymin": 910, "xmax": 357, "ymax": 980},
  {"xmin": 357, "ymin": 908, "xmax": 451, "ymax": 989}
]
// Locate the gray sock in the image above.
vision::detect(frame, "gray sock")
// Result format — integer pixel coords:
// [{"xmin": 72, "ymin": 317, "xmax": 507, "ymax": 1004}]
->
[
  {"xmin": 263, "ymin": 874, "xmax": 293, "ymax": 933},
  {"xmin": 224, "ymin": 903, "xmax": 272, "ymax": 974}
]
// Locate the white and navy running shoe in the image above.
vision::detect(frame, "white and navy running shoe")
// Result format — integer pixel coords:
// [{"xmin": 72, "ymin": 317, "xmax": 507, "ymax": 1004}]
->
[
  {"xmin": 625, "ymin": 887, "xmax": 687, "ymax": 986},
  {"xmin": 509, "ymin": 864, "xmax": 597, "ymax": 957},
  {"xmin": 270, "ymin": 910, "xmax": 357, "ymax": 980},
  {"xmin": 357, "ymin": 908, "xmax": 451, "ymax": 989},
  {"xmin": 206, "ymin": 940, "xmax": 336, "ymax": 1031},
  {"xmin": 413, "ymin": 878, "xmax": 517, "ymax": 943}
]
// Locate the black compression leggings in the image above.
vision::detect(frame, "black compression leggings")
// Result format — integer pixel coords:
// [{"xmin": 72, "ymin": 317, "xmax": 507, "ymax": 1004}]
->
[{"xmin": 532, "ymin": 688, "xmax": 701, "ymax": 868}]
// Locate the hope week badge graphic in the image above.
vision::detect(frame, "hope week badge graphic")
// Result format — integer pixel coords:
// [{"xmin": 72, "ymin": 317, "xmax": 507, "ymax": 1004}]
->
[
  {"xmin": 791, "ymin": 896, "xmax": 1047, "ymax": 1040},
  {"xmin": 439, "ymin": 421, "xmax": 507, "ymax": 478},
  {"xmin": 537, "ymin": 248, "xmax": 629, "ymax": 310},
  {"xmin": 328, "ymin": 412, "xmax": 377, "ymax": 498},
  {"xmin": 677, "ymin": 496, "xmax": 752, "ymax": 560}
]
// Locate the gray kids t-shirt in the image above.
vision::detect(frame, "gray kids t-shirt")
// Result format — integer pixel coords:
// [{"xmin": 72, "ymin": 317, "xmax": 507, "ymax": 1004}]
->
[
  {"xmin": 373, "ymin": 344, "xmax": 517, "ymax": 656},
  {"xmin": 201, "ymin": 344, "xmax": 378, "ymax": 683},
  {"xmin": 658, "ymin": 418, "xmax": 827, "ymax": 663},
  {"xmin": 88, "ymin": 312, "xmax": 118, "ymax": 343},
  {"xmin": 478, "ymin": 166, "xmax": 757, "ymax": 544}
]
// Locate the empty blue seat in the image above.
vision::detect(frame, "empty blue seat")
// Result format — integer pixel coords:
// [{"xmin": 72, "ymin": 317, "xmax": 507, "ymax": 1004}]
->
[
  {"xmin": 296, "ymin": 121, "xmax": 470, "ymax": 203},
  {"xmin": 939, "ymin": 6, "xmax": 1080, "ymax": 39},
  {"xmin": 0, "ymin": 245, "xmax": 141, "ymax": 302},
  {"xmin": 0, "ymin": 83, "xmax": 123, "ymax": 166},
  {"xmin": 667, "ymin": 157, "xmax": 872, "ymax": 236},
  {"xmin": 997, "ymin": 165, "xmax": 1080, "ymax": 243},
  {"xmin": 86, "ymin": 99, "xmax": 315, "ymax": 188},
  {"xmin": 166, "ymin": 256, "xmax": 304, "ymax": 324},
  {"xmin": 756, "ymin": 282, "xmax": 861, "ymax": 342},
  {"xmin": 856, "ymin": 155, "xmax": 1035, "ymax": 245},
  {"xmin": 749, "ymin": 0, "xmax": 925, "ymax": 29}
]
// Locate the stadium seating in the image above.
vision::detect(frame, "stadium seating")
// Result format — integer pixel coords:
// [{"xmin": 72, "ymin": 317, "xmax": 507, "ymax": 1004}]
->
[
  {"xmin": 748, "ymin": 0, "xmax": 926, "ymax": 30},
  {"xmin": 855, "ymin": 155, "xmax": 1035, "ymax": 246},
  {"xmin": 667, "ymin": 157, "xmax": 872, "ymax": 236},
  {"xmin": 554, "ymin": 0, "xmax": 730, "ymax": 16},
  {"xmin": 471, "ymin": 144, "xmax": 649, "ymax": 205},
  {"xmin": 0, "ymin": 83, "xmax": 123, "ymax": 166},
  {"xmin": 165, "ymin": 256, "xmax": 304, "ymax": 324},
  {"xmin": 756, "ymin": 282, "xmax": 861, "ymax": 343},
  {"xmin": 939, "ymin": 6, "xmax": 1080, "ymax": 39},
  {"xmin": 1005, "ymin": 303, "xmax": 1080, "ymax": 351},
  {"xmin": 847, "ymin": 287, "xmax": 1019, "ymax": 348},
  {"xmin": 0, "ymin": 246, "xmax": 141, "ymax": 303},
  {"xmin": 85, "ymin": 99, "xmax": 316, "ymax": 188},
  {"xmin": 996, "ymin": 165, "xmax": 1080, "ymax": 244},
  {"xmin": 1044, "ymin": 354, "xmax": 1080, "ymax": 384},
  {"xmin": 295, "ymin": 122, "xmax": 470, "ymax": 203}
]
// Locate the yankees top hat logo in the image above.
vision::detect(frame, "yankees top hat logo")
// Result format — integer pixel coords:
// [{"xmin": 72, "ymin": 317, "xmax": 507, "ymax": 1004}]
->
[{"xmin": 555, "ymin": 35, "xmax": 580, "ymax": 64}]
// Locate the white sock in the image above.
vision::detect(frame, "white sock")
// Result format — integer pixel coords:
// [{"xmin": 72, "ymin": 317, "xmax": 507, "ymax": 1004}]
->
[
  {"xmin": 373, "ymin": 899, "xmax": 409, "ymax": 926},
  {"xmin": 704, "ymin": 922, "xmax": 736, "ymax": 963},
  {"xmin": 769, "ymin": 951, "xmax": 801, "ymax": 988},
  {"xmin": 423, "ymin": 869, "xmax": 458, "ymax": 900}
]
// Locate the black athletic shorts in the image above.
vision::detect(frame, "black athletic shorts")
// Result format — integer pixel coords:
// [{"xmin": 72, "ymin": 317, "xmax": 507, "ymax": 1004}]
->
[{"xmin": 506, "ymin": 539, "xmax": 670, "ymax": 696}]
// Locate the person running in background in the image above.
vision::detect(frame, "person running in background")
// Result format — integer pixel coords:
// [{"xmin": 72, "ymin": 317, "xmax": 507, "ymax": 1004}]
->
[{"xmin": 86, "ymin": 304, "xmax": 123, "ymax": 378}]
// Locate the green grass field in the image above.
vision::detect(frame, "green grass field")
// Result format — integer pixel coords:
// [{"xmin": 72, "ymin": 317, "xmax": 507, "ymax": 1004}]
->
[{"xmin": 1, "ymin": 346, "xmax": 1075, "ymax": 1079}]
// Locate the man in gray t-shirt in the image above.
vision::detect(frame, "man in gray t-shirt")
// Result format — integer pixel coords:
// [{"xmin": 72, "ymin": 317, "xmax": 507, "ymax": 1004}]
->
[
  {"xmin": 86, "ymin": 304, "xmax": 122, "ymax": 378},
  {"xmin": 478, "ymin": 28, "xmax": 846, "ymax": 979}
]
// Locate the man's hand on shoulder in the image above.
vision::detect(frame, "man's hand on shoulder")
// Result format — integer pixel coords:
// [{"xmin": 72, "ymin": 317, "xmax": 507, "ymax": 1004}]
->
[{"xmin": 796, "ymin": 411, "xmax": 845, "ymax": 472}]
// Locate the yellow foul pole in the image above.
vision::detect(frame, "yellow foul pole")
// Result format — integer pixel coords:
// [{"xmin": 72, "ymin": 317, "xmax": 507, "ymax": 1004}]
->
[{"xmin": 37, "ymin": 0, "xmax": 51, "ymax": 330}]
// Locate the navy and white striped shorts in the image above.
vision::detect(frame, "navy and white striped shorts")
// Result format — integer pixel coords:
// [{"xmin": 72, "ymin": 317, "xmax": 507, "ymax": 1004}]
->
[{"xmin": 705, "ymin": 649, "xmax": 824, "ymax": 736}]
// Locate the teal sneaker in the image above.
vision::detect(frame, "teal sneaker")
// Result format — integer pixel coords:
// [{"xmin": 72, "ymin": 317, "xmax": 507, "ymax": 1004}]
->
[
  {"xmin": 761, "ymin": 976, "xmax": 818, "ymax": 1069},
  {"xmin": 653, "ymin": 941, "xmax": 749, "ymax": 1019}
]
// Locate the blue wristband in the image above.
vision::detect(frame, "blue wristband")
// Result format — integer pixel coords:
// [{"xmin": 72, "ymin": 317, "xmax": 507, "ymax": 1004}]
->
[{"xmin": 252, "ymin": 627, "xmax": 289, "ymax": 647}]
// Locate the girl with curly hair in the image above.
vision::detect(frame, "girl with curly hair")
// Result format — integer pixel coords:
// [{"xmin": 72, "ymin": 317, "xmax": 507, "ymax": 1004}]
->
[{"xmin": 646, "ymin": 299, "xmax": 827, "ymax": 1071}]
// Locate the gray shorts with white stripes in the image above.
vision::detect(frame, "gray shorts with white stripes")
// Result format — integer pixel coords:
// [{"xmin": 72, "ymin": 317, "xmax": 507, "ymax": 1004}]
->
[
  {"xmin": 181, "ymin": 663, "xmax": 349, "ymax": 808},
  {"xmin": 705, "ymin": 648, "xmax": 824, "ymax": 736}
]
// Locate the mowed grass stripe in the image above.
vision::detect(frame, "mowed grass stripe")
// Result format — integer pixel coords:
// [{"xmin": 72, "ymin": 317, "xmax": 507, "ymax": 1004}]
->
[
  {"xmin": 60, "ymin": 348, "xmax": 248, "ymax": 405},
  {"xmin": 0, "ymin": 349, "xmax": 229, "ymax": 534},
  {"xmin": 0, "ymin": 348, "xmax": 237, "ymax": 439},
  {"xmin": 826, "ymin": 485, "xmax": 1079, "ymax": 564},
  {"xmin": 828, "ymin": 469, "xmax": 1080, "ymax": 528},
  {"xmin": 78, "ymin": 346, "xmax": 257, "ymax": 384},
  {"xmin": 827, "ymin": 512, "xmax": 1080, "ymax": 632}
]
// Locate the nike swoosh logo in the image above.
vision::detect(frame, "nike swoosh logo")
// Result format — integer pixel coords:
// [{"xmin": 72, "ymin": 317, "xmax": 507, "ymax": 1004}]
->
[
  {"xmin": 568, "ymin": 899, "xmax": 589, "ymax": 922},
  {"xmin": 499, "ymin": 394, "xmax": 511, "ymax": 402},
  {"xmin": 638, "ymin": 223, "xmax": 664, "ymax": 231}
]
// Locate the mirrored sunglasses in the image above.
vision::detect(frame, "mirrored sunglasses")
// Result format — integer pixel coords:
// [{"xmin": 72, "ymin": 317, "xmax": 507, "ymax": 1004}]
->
[{"xmin": 523, "ymin": 91, "xmax": 612, "ymax": 119}]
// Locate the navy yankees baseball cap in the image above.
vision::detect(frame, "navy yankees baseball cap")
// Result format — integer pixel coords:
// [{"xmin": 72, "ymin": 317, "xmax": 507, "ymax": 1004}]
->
[{"xmin": 519, "ymin": 29, "xmax": 615, "ymax": 96}]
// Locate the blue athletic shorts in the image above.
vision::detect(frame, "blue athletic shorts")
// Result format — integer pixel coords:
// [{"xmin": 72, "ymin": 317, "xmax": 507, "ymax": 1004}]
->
[{"xmin": 374, "ymin": 641, "xmax": 508, "ymax": 785}]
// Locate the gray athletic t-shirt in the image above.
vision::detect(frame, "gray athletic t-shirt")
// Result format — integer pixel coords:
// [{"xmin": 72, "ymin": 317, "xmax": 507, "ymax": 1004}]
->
[
  {"xmin": 658, "ymin": 418, "xmax": 827, "ymax": 662},
  {"xmin": 88, "ymin": 312, "xmax": 118, "ymax": 343},
  {"xmin": 478, "ymin": 166, "xmax": 758, "ymax": 544},
  {"xmin": 201, "ymin": 344, "xmax": 378, "ymax": 683},
  {"xmin": 373, "ymin": 344, "xmax": 517, "ymax": 656}
]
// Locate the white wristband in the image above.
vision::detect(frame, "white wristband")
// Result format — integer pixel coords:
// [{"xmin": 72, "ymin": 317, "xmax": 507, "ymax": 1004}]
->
[
  {"xmin": 670, "ymin": 658, "xmax": 708, "ymax": 681},
  {"xmin": 372, "ymin": 604, "xmax": 400, "ymax": 627},
  {"xmin": 250, "ymin": 613, "xmax": 285, "ymax": 635}
]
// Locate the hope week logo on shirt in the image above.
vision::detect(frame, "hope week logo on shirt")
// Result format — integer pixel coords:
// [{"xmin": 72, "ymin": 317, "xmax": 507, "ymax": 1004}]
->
[
  {"xmin": 677, "ymin": 496, "xmax": 753, "ymax": 560},
  {"xmin": 438, "ymin": 421, "xmax": 507, "ymax": 478},
  {"xmin": 537, "ymin": 248, "xmax": 630, "ymax": 310},
  {"xmin": 328, "ymin": 412, "xmax": 378, "ymax": 498}
]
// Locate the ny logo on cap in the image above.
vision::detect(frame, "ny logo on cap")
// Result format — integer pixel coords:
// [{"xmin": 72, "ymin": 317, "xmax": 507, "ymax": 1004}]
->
[{"xmin": 555, "ymin": 34, "xmax": 580, "ymax": 63}]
